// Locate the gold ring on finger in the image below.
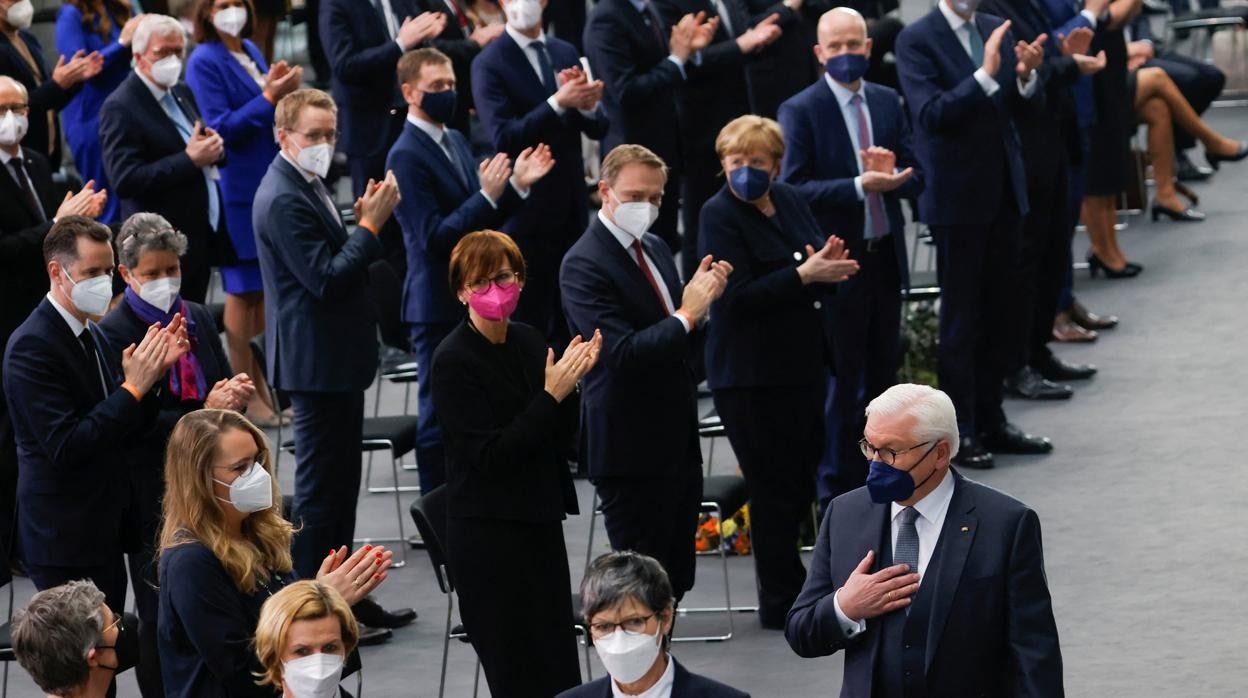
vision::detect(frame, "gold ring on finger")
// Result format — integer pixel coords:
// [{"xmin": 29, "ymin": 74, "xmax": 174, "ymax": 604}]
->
[{"xmin": 886, "ymin": 591, "xmax": 893, "ymax": 601}]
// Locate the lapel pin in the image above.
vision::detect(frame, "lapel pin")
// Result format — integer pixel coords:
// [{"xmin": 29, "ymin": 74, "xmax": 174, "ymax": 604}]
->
[{"xmin": 960, "ymin": 526, "xmax": 969, "ymax": 533}]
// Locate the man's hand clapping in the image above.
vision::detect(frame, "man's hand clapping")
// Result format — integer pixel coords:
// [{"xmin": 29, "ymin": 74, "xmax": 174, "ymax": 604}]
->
[
  {"xmin": 55, "ymin": 180, "xmax": 108, "ymax": 219},
  {"xmin": 477, "ymin": 152, "xmax": 513, "ymax": 201},
  {"xmin": 553, "ymin": 67, "xmax": 604, "ymax": 111},
  {"xmin": 544, "ymin": 330, "xmax": 603, "ymax": 403},
  {"xmin": 1014, "ymin": 33, "xmax": 1047, "ymax": 79},
  {"xmin": 670, "ymin": 12, "xmax": 719, "ymax": 61},
  {"xmin": 736, "ymin": 13, "xmax": 782, "ymax": 54},
  {"xmin": 185, "ymin": 121, "xmax": 224, "ymax": 168},
  {"xmin": 512, "ymin": 143, "xmax": 555, "ymax": 189},
  {"xmin": 355, "ymin": 170, "xmax": 401, "ymax": 236},
  {"xmin": 797, "ymin": 235, "xmax": 859, "ymax": 285},
  {"xmin": 398, "ymin": 12, "xmax": 447, "ymax": 51},
  {"xmin": 676, "ymin": 254, "xmax": 733, "ymax": 327}
]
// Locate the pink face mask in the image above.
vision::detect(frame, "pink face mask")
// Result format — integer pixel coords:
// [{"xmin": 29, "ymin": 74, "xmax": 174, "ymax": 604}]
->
[{"xmin": 468, "ymin": 282, "xmax": 521, "ymax": 321}]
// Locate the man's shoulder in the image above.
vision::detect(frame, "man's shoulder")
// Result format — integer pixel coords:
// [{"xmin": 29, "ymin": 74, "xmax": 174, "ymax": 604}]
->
[
  {"xmin": 553, "ymin": 676, "xmax": 609, "ymax": 697},
  {"xmin": 99, "ymin": 74, "xmax": 141, "ymax": 112},
  {"xmin": 5, "ymin": 305, "xmax": 56, "ymax": 363},
  {"xmin": 898, "ymin": 9, "xmax": 943, "ymax": 43},
  {"xmin": 957, "ymin": 474, "xmax": 1033, "ymax": 518}
]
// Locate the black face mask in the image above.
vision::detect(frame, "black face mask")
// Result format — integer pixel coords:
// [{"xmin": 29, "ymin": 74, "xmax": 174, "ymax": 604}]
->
[{"xmin": 95, "ymin": 619, "xmax": 139, "ymax": 674}]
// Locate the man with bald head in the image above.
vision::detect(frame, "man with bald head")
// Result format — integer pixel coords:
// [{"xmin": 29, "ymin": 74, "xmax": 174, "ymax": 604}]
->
[{"xmin": 778, "ymin": 7, "xmax": 922, "ymax": 511}]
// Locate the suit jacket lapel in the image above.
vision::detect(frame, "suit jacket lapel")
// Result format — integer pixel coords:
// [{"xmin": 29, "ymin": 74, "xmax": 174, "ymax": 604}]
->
[
  {"xmin": 275, "ymin": 156, "xmax": 348, "ymax": 240},
  {"xmin": 407, "ymin": 123, "xmax": 473, "ymax": 198},
  {"xmin": 449, "ymin": 131, "xmax": 478, "ymax": 193},
  {"xmin": 923, "ymin": 471, "xmax": 978, "ymax": 671},
  {"xmin": 37, "ymin": 300, "xmax": 104, "ymax": 402},
  {"xmin": 813, "ymin": 84, "xmax": 860, "ymax": 175},
  {"xmin": 933, "ymin": 11, "xmax": 977, "ymax": 76},
  {"xmin": 642, "ymin": 234, "xmax": 683, "ymax": 302},
  {"xmin": 2, "ymin": 149, "xmax": 44, "ymax": 221},
  {"xmin": 592, "ymin": 221, "xmax": 669, "ymax": 319},
  {"xmin": 128, "ymin": 75, "xmax": 187, "ymax": 147},
  {"xmin": 498, "ymin": 33, "xmax": 548, "ymax": 104}
]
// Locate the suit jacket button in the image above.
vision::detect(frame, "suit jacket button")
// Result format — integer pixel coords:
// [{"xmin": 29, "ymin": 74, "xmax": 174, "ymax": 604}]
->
[
  {"xmin": 793, "ymin": 251, "xmax": 802, "ymax": 260},
  {"xmin": 813, "ymin": 301, "xmax": 822, "ymax": 310}
]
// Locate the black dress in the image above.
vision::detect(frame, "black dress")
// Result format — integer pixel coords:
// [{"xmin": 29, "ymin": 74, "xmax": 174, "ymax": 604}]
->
[
  {"xmin": 430, "ymin": 319, "xmax": 582, "ymax": 698},
  {"xmin": 1085, "ymin": 26, "xmax": 1132, "ymax": 196}
]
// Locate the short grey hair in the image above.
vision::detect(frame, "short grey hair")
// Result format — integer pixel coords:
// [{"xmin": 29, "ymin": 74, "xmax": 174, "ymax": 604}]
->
[
  {"xmin": 581, "ymin": 551, "xmax": 674, "ymax": 643},
  {"xmin": 865, "ymin": 383, "xmax": 961, "ymax": 459},
  {"xmin": 0, "ymin": 75, "xmax": 28, "ymax": 99},
  {"xmin": 11, "ymin": 580, "xmax": 107, "ymax": 697},
  {"xmin": 819, "ymin": 7, "xmax": 868, "ymax": 37},
  {"xmin": 117, "ymin": 212, "xmax": 188, "ymax": 268},
  {"xmin": 132, "ymin": 14, "xmax": 187, "ymax": 56}
]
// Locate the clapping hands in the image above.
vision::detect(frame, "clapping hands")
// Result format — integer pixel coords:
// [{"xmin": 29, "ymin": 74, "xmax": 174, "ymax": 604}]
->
[
  {"xmin": 797, "ymin": 235, "xmax": 859, "ymax": 285},
  {"xmin": 205, "ymin": 373, "xmax": 257, "ymax": 411},
  {"xmin": 544, "ymin": 330, "xmax": 603, "ymax": 402}
]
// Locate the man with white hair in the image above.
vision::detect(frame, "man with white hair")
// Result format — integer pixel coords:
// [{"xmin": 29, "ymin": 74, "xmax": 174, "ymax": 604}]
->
[
  {"xmin": 785, "ymin": 383, "xmax": 1063, "ymax": 696},
  {"xmin": 99, "ymin": 13, "xmax": 227, "ymax": 303}
]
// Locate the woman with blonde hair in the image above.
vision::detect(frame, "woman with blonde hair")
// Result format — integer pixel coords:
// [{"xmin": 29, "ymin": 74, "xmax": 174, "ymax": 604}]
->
[
  {"xmin": 254, "ymin": 581, "xmax": 358, "ymax": 698},
  {"xmin": 157, "ymin": 409, "xmax": 392, "ymax": 697}
]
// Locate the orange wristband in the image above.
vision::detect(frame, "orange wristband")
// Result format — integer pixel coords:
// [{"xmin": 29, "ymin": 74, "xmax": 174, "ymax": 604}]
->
[{"xmin": 120, "ymin": 381, "xmax": 143, "ymax": 401}]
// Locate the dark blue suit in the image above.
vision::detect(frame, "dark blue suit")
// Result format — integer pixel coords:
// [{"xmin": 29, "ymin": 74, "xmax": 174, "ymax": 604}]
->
[
  {"xmin": 0, "ymin": 30, "xmax": 73, "ymax": 168},
  {"xmin": 560, "ymin": 217, "xmax": 704, "ymax": 597},
  {"xmin": 697, "ymin": 181, "xmax": 832, "ymax": 625},
  {"xmin": 785, "ymin": 470, "xmax": 1064, "ymax": 697},
  {"xmin": 99, "ymin": 74, "xmax": 227, "ymax": 303},
  {"xmin": 896, "ymin": 8, "xmax": 1038, "ymax": 438},
  {"xmin": 253, "ymin": 154, "xmax": 383, "ymax": 578},
  {"xmin": 471, "ymin": 29, "xmax": 608, "ymax": 343},
  {"xmin": 555, "ymin": 658, "xmax": 751, "ymax": 697},
  {"xmin": 779, "ymin": 77, "xmax": 920, "ymax": 506},
  {"xmin": 386, "ymin": 118, "xmax": 524, "ymax": 493},
  {"xmin": 186, "ymin": 39, "xmax": 277, "ymax": 295}
]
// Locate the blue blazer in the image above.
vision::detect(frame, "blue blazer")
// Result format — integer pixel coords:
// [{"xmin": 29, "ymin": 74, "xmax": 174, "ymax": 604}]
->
[
  {"xmin": 697, "ymin": 182, "xmax": 832, "ymax": 390},
  {"xmin": 186, "ymin": 39, "xmax": 278, "ymax": 263},
  {"xmin": 2, "ymin": 299, "xmax": 159, "ymax": 568},
  {"xmin": 320, "ymin": 0, "xmax": 415, "ymax": 157},
  {"xmin": 1039, "ymin": 0, "xmax": 1096, "ymax": 128},
  {"xmin": 895, "ymin": 9, "xmax": 1036, "ymax": 225},
  {"xmin": 778, "ymin": 78, "xmax": 920, "ymax": 289},
  {"xmin": 559, "ymin": 218, "xmax": 703, "ymax": 479},
  {"xmin": 386, "ymin": 119, "xmax": 523, "ymax": 325},
  {"xmin": 785, "ymin": 470, "xmax": 1064, "ymax": 697},
  {"xmin": 253, "ymin": 155, "xmax": 383, "ymax": 392},
  {"xmin": 554, "ymin": 658, "xmax": 750, "ymax": 697},
  {"xmin": 471, "ymin": 31, "xmax": 609, "ymax": 264}
]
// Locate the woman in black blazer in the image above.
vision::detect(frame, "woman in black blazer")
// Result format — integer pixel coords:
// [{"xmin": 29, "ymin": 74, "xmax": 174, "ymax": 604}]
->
[
  {"xmin": 696, "ymin": 116, "xmax": 858, "ymax": 629},
  {"xmin": 431, "ymin": 230, "xmax": 602, "ymax": 698}
]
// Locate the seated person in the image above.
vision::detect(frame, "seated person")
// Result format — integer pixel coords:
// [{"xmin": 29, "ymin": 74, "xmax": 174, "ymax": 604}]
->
[
  {"xmin": 10, "ymin": 580, "xmax": 136, "ymax": 698},
  {"xmin": 557, "ymin": 551, "xmax": 750, "ymax": 697},
  {"xmin": 254, "ymin": 580, "xmax": 360, "ymax": 698}
]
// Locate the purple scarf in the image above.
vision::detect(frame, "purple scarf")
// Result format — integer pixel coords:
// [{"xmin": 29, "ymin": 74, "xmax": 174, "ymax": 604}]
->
[{"xmin": 123, "ymin": 287, "xmax": 207, "ymax": 402}]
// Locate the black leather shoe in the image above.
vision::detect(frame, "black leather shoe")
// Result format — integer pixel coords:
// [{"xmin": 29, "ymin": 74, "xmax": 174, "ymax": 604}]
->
[
  {"xmin": 1035, "ymin": 354, "xmax": 1097, "ymax": 381},
  {"xmin": 952, "ymin": 436, "xmax": 994, "ymax": 470},
  {"xmin": 1206, "ymin": 141, "xmax": 1248, "ymax": 171},
  {"xmin": 357, "ymin": 625, "xmax": 393, "ymax": 646},
  {"xmin": 353, "ymin": 596, "xmax": 417, "ymax": 629},
  {"xmin": 1176, "ymin": 152, "xmax": 1214, "ymax": 182},
  {"xmin": 980, "ymin": 423, "xmax": 1053, "ymax": 455},
  {"xmin": 1004, "ymin": 367, "xmax": 1073, "ymax": 400}
]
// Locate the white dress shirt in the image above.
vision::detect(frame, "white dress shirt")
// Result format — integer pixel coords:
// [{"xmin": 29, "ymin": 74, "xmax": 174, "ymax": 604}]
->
[
  {"xmin": 610, "ymin": 653, "xmax": 676, "ymax": 698},
  {"xmin": 937, "ymin": 0, "xmax": 1038, "ymax": 98},
  {"xmin": 824, "ymin": 76, "xmax": 878, "ymax": 207},
  {"xmin": 597, "ymin": 209, "xmax": 690, "ymax": 332},
  {"xmin": 504, "ymin": 24, "xmax": 598, "ymax": 118},
  {"xmin": 47, "ymin": 292, "xmax": 87, "ymax": 337},
  {"xmin": 405, "ymin": 113, "xmax": 529, "ymax": 207},
  {"xmin": 832, "ymin": 469, "xmax": 957, "ymax": 637}
]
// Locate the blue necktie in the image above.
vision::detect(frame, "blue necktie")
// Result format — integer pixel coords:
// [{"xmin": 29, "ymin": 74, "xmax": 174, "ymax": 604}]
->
[
  {"xmin": 965, "ymin": 23, "xmax": 984, "ymax": 66},
  {"xmin": 439, "ymin": 131, "xmax": 469, "ymax": 189},
  {"xmin": 530, "ymin": 40, "xmax": 557, "ymax": 95},
  {"xmin": 160, "ymin": 92, "xmax": 221, "ymax": 231},
  {"xmin": 895, "ymin": 506, "xmax": 920, "ymax": 615}
]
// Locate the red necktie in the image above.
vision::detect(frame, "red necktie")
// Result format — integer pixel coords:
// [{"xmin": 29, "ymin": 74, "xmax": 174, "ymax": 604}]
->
[
  {"xmin": 445, "ymin": 0, "xmax": 471, "ymax": 32},
  {"xmin": 632, "ymin": 240, "xmax": 669, "ymax": 312},
  {"xmin": 851, "ymin": 94, "xmax": 889, "ymax": 239}
]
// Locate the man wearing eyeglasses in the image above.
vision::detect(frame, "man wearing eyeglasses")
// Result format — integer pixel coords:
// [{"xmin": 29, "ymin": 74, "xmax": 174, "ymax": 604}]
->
[{"xmin": 786, "ymin": 383, "xmax": 1063, "ymax": 697}]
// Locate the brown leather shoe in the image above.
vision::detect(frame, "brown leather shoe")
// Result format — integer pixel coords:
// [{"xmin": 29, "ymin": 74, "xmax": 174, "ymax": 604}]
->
[
  {"xmin": 1053, "ymin": 312, "xmax": 1097, "ymax": 343},
  {"xmin": 1070, "ymin": 300, "xmax": 1118, "ymax": 330}
]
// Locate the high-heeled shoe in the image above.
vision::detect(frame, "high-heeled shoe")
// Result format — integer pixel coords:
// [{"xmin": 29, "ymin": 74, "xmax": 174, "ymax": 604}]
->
[
  {"xmin": 1206, "ymin": 141, "xmax": 1248, "ymax": 171},
  {"xmin": 1151, "ymin": 204, "xmax": 1205, "ymax": 222},
  {"xmin": 1087, "ymin": 253, "xmax": 1141, "ymax": 279}
]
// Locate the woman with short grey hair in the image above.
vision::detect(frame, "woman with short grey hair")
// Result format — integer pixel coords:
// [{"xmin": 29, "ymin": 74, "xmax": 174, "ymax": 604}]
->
[
  {"xmin": 11, "ymin": 580, "xmax": 134, "ymax": 698},
  {"xmin": 557, "ymin": 552, "xmax": 751, "ymax": 698},
  {"xmin": 115, "ymin": 212, "xmax": 190, "ymax": 270}
]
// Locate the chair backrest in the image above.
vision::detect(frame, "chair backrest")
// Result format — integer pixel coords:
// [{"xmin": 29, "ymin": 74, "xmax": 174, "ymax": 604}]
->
[
  {"xmin": 409, "ymin": 486, "xmax": 452, "ymax": 594},
  {"xmin": 248, "ymin": 338, "xmax": 290, "ymax": 412},
  {"xmin": 367, "ymin": 260, "xmax": 410, "ymax": 354}
]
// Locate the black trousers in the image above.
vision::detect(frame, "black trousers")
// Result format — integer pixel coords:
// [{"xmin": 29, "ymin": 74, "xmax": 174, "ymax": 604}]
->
[
  {"xmin": 931, "ymin": 201, "xmax": 1022, "ymax": 438},
  {"xmin": 447, "ymin": 516, "xmax": 581, "ymax": 697},
  {"xmin": 288, "ymin": 390, "xmax": 365, "ymax": 579},
  {"xmin": 120, "ymin": 464, "xmax": 166, "ymax": 698},
  {"xmin": 713, "ymin": 383, "xmax": 825, "ymax": 626},
  {"xmin": 1009, "ymin": 164, "xmax": 1071, "ymax": 374},
  {"xmin": 594, "ymin": 461, "xmax": 703, "ymax": 599},
  {"xmin": 409, "ymin": 322, "xmax": 455, "ymax": 494},
  {"xmin": 1145, "ymin": 53, "xmax": 1225, "ymax": 152},
  {"xmin": 818, "ymin": 236, "xmax": 902, "ymax": 508}
]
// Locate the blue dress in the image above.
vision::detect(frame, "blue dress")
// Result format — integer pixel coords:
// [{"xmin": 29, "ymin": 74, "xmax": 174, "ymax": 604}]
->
[{"xmin": 55, "ymin": 4, "xmax": 132, "ymax": 224}]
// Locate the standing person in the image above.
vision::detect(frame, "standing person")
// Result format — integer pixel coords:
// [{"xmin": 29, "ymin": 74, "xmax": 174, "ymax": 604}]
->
[
  {"xmin": 743, "ymin": 0, "xmax": 831, "ymax": 119},
  {"xmin": 253, "ymin": 88, "xmax": 415, "ymax": 641},
  {"xmin": 471, "ymin": 0, "xmax": 609, "ymax": 344},
  {"xmin": 582, "ymin": 0, "xmax": 718, "ymax": 252},
  {"xmin": 778, "ymin": 6, "xmax": 921, "ymax": 508},
  {"xmin": 98, "ymin": 13, "xmax": 229, "ymax": 303},
  {"xmin": 698, "ymin": 115, "xmax": 859, "ymax": 629},
  {"xmin": 3, "ymin": 215, "xmax": 188, "ymax": 694},
  {"xmin": 432, "ymin": 230, "xmax": 602, "ymax": 697},
  {"xmin": 785, "ymin": 384, "xmax": 1064, "ymax": 696},
  {"xmin": 560, "ymin": 145, "xmax": 731, "ymax": 600},
  {"xmin": 416, "ymin": 0, "xmax": 506, "ymax": 134},
  {"xmin": 186, "ymin": 0, "xmax": 302, "ymax": 426},
  {"xmin": 895, "ymin": 1, "xmax": 1051, "ymax": 469},
  {"xmin": 388, "ymin": 47, "xmax": 553, "ymax": 494},
  {"xmin": 56, "ymin": 1, "xmax": 145, "ymax": 224}
]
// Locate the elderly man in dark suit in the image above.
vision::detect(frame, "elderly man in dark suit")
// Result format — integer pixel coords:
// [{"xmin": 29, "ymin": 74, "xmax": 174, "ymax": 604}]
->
[
  {"xmin": 779, "ymin": 7, "xmax": 921, "ymax": 509},
  {"xmin": 560, "ymin": 145, "xmax": 730, "ymax": 599},
  {"xmin": 895, "ymin": 1, "xmax": 1050, "ymax": 470},
  {"xmin": 786, "ymin": 383, "xmax": 1064, "ymax": 697},
  {"xmin": 99, "ymin": 14, "xmax": 227, "ymax": 303}
]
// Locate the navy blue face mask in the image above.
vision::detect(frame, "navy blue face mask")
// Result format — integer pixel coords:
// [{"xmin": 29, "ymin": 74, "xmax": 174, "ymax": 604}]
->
[
  {"xmin": 865, "ymin": 442, "xmax": 939, "ymax": 504},
  {"xmin": 728, "ymin": 165, "xmax": 772, "ymax": 201},
  {"xmin": 420, "ymin": 89, "xmax": 458, "ymax": 125},
  {"xmin": 825, "ymin": 53, "xmax": 869, "ymax": 84}
]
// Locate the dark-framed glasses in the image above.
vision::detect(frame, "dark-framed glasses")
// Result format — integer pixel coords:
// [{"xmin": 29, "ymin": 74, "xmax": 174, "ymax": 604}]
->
[
  {"xmin": 589, "ymin": 613, "xmax": 655, "ymax": 639},
  {"xmin": 858, "ymin": 438, "xmax": 933, "ymax": 466},
  {"xmin": 467, "ymin": 270, "xmax": 520, "ymax": 294}
]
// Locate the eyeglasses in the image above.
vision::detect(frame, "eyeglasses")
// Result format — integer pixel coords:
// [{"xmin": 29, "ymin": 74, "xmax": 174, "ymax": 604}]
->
[
  {"xmin": 466, "ymin": 270, "xmax": 520, "ymax": 294},
  {"xmin": 102, "ymin": 609, "xmax": 125, "ymax": 636},
  {"xmin": 589, "ymin": 613, "xmax": 655, "ymax": 639},
  {"xmin": 289, "ymin": 129, "xmax": 338, "ymax": 145},
  {"xmin": 0, "ymin": 103, "xmax": 29, "ymax": 116},
  {"xmin": 859, "ymin": 438, "xmax": 933, "ymax": 466}
]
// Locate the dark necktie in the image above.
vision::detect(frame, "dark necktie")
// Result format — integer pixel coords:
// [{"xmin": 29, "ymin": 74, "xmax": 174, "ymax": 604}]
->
[
  {"xmin": 895, "ymin": 507, "xmax": 920, "ymax": 613},
  {"xmin": 530, "ymin": 40, "xmax": 557, "ymax": 95},
  {"xmin": 311, "ymin": 177, "xmax": 342, "ymax": 227},
  {"xmin": 9, "ymin": 157, "xmax": 45, "ymax": 223},
  {"xmin": 850, "ymin": 94, "xmax": 889, "ymax": 239},
  {"xmin": 631, "ymin": 240, "xmax": 670, "ymax": 313},
  {"xmin": 965, "ymin": 22, "xmax": 984, "ymax": 66},
  {"xmin": 641, "ymin": 1, "xmax": 668, "ymax": 49},
  {"xmin": 439, "ymin": 131, "xmax": 468, "ymax": 189},
  {"xmin": 445, "ymin": 0, "xmax": 472, "ymax": 34},
  {"xmin": 78, "ymin": 328, "xmax": 111, "ymax": 397}
]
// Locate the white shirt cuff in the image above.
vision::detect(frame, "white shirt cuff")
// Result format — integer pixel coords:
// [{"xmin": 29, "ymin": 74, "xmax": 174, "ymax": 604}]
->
[
  {"xmin": 547, "ymin": 95, "xmax": 567, "ymax": 116},
  {"xmin": 667, "ymin": 55, "xmax": 689, "ymax": 80},
  {"xmin": 672, "ymin": 312, "xmax": 691, "ymax": 333},
  {"xmin": 395, "ymin": 37, "xmax": 408, "ymax": 52},
  {"xmin": 479, "ymin": 189, "xmax": 498, "ymax": 209},
  {"xmin": 509, "ymin": 176, "xmax": 531, "ymax": 199},
  {"xmin": 1080, "ymin": 9, "xmax": 1098, "ymax": 27},
  {"xmin": 853, "ymin": 175, "xmax": 865, "ymax": 200},
  {"xmin": 973, "ymin": 67, "xmax": 1000, "ymax": 96},
  {"xmin": 833, "ymin": 589, "xmax": 867, "ymax": 637},
  {"xmin": 578, "ymin": 107, "xmax": 598, "ymax": 118},
  {"xmin": 1017, "ymin": 69, "xmax": 1039, "ymax": 97}
]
